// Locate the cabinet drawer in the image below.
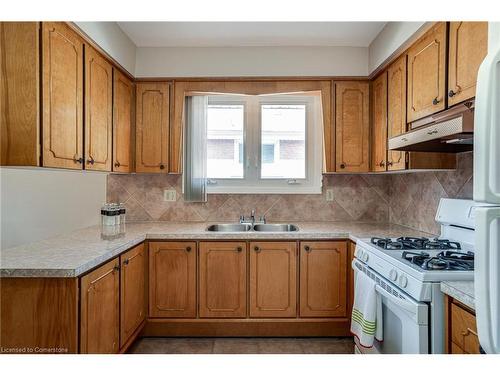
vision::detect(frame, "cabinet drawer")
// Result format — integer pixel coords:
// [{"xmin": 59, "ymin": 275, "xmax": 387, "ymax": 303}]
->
[{"xmin": 450, "ymin": 302, "xmax": 480, "ymax": 354}]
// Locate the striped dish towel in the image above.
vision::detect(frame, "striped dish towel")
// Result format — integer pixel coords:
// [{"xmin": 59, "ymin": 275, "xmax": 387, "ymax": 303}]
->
[{"xmin": 350, "ymin": 268, "xmax": 383, "ymax": 347}]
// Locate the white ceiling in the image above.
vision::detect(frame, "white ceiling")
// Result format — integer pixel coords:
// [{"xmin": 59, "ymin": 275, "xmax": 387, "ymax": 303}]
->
[{"xmin": 117, "ymin": 22, "xmax": 387, "ymax": 48}]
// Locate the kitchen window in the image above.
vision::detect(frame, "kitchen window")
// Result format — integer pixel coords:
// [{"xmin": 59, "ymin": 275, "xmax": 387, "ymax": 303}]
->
[{"xmin": 205, "ymin": 94, "xmax": 323, "ymax": 194}]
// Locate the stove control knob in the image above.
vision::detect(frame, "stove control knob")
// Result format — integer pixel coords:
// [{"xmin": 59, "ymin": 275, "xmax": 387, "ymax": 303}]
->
[
  {"xmin": 399, "ymin": 274, "xmax": 408, "ymax": 288},
  {"xmin": 389, "ymin": 269, "xmax": 398, "ymax": 281},
  {"xmin": 362, "ymin": 252, "xmax": 369, "ymax": 262}
]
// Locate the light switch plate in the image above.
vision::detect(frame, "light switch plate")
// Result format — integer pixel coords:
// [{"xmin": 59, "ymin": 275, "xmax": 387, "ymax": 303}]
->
[
  {"xmin": 325, "ymin": 189, "xmax": 334, "ymax": 201},
  {"xmin": 163, "ymin": 189, "xmax": 177, "ymax": 202}
]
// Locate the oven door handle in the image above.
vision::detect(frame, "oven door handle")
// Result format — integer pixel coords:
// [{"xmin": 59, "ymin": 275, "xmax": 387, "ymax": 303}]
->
[{"xmin": 375, "ymin": 284, "xmax": 419, "ymax": 316}]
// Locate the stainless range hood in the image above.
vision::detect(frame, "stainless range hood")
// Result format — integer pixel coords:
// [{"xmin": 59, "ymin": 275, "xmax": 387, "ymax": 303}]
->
[{"xmin": 389, "ymin": 100, "xmax": 475, "ymax": 153}]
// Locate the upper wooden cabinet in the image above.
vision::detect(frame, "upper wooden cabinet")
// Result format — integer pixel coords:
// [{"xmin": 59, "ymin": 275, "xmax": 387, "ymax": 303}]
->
[
  {"xmin": 0, "ymin": 22, "xmax": 40, "ymax": 166},
  {"xmin": 199, "ymin": 242, "xmax": 247, "ymax": 318},
  {"xmin": 249, "ymin": 241, "xmax": 297, "ymax": 318},
  {"xmin": 120, "ymin": 243, "xmax": 146, "ymax": 348},
  {"xmin": 387, "ymin": 56, "xmax": 407, "ymax": 171},
  {"xmin": 113, "ymin": 69, "xmax": 134, "ymax": 172},
  {"xmin": 448, "ymin": 22, "xmax": 488, "ymax": 106},
  {"xmin": 371, "ymin": 73, "xmax": 388, "ymax": 172},
  {"xmin": 85, "ymin": 46, "xmax": 112, "ymax": 171},
  {"xmin": 335, "ymin": 81, "xmax": 370, "ymax": 172},
  {"xmin": 407, "ymin": 22, "xmax": 447, "ymax": 123},
  {"xmin": 149, "ymin": 241, "xmax": 196, "ymax": 318},
  {"xmin": 42, "ymin": 22, "xmax": 84, "ymax": 169},
  {"xmin": 80, "ymin": 258, "xmax": 120, "ymax": 354},
  {"xmin": 136, "ymin": 82, "xmax": 170, "ymax": 173},
  {"xmin": 300, "ymin": 241, "xmax": 347, "ymax": 318}
]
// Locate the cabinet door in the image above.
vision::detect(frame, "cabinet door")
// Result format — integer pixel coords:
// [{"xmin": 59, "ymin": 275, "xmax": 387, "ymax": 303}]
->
[
  {"xmin": 85, "ymin": 46, "xmax": 112, "ymax": 171},
  {"xmin": 407, "ymin": 22, "xmax": 447, "ymax": 122},
  {"xmin": 249, "ymin": 242, "xmax": 297, "ymax": 318},
  {"xmin": 199, "ymin": 242, "xmax": 247, "ymax": 318},
  {"xmin": 450, "ymin": 302, "xmax": 480, "ymax": 354},
  {"xmin": 347, "ymin": 241, "xmax": 356, "ymax": 318},
  {"xmin": 335, "ymin": 81, "xmax": 370, "ymax": 172},
  {"xmin": 371, "ymin": 73, "xmax": 388, "ymax": 172},
  {"xmin": 448, "ymin": 22, "xmax": 488, "ymax": 106},
  {"xmin": 387, "ymin": 55, "xmax": 407, "ymax": 171},
  {"xmin": 113, "ymin": 69, "xmax": 134, "ymax": 172},
  {"xmin": 42, "ymin": 22, "xmax": 84, "ymax": 169},
  {"xmin": 120, "ymin": 243, "xmax": 146, "ymax": 348},
  {"xmin": 299, "ymin": 241, "xmax": 347, "ymax": 318},
  {"xmin": 136, "ymin": 82, "xmax": 169, "ymax": 173},
  {"xmin": 0, "ymin": 22, "xmax": 40, "ymax": 166},
  {"xmin": 80, "ymin": 258, "xmax": 120, "ymax": 353},
  {"xmin": 149, "ymin": 241, "xmax": 196, "ymax": 318}
]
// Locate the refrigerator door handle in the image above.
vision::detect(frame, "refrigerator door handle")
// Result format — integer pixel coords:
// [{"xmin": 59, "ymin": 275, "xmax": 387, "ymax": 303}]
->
[
  {"xmin": 474, "ymin": 43, "xmax": 500, "ymax": 204},
  {"xmin": 475, "ymin": 206, "xmax": 500, "ymax": 354}
]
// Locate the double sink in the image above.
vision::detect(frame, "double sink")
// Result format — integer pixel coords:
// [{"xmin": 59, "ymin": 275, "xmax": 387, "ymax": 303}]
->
[{"xmin": 206, "ymin": 223, "xmax": 299, "ymax": 232}]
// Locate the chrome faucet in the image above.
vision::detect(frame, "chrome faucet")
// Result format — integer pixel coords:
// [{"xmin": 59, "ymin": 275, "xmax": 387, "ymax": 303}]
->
[{"xmin": 240, "ymin": 210, "xmax": 266, "ymax": 225}]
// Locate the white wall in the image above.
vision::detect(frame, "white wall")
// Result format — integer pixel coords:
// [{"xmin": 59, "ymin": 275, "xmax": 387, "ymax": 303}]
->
[
  {"xmin": 368, "ymin": 22, "xmax": 429, "ymax": 74},
  {"xmin": 0, "ymin": 168, "xmax": 107, "ymax": 249},
  {"xmin": 135, "ymin": 46, "xmax": 369, "ymax": 77},
  {"xmin": 75, "ymin": 22, "xmax": 136, "ymax": 75}
]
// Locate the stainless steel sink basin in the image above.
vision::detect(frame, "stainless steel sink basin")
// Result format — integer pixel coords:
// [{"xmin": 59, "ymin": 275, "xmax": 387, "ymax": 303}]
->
[
  {"xmin": 206, "ymin": 223, "xmax": 252, "ymax": 232},
  {"xmin": 252, "ymin": 224, "xmax": 299, "ymax": 232}
]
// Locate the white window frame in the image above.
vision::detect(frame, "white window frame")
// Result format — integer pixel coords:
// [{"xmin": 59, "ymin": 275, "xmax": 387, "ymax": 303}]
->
[{"xmin": 206, "ymin": 94, "xmax": 323, "ymax": 194}]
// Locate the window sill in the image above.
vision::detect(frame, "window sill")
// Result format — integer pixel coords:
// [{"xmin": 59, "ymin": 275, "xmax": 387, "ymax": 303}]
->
[{"xmin": 206, "ymin": 185, "xmax": 322, "ymax": 194}]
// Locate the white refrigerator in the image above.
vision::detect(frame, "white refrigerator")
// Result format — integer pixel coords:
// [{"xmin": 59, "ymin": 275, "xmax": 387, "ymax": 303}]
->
[{"xmin": 473, "ymin": 22, "xmax": 500, "ymax": 354}]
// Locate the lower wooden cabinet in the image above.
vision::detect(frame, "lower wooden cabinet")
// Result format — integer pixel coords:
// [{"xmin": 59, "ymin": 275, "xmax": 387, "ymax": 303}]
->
[
  {"xmin": 446, "ymin": 296, "xmax": 480, "ymax": 354},
  {"xmin": 299, "ymin": 241, "xmax": 347, "ymax": 318},
  {"xmin": 199, "ymin": 242, "xmax": 247, "ymax": 318},
  {"xmin": 149, "ymin": 241, "xmax": 197, "ymax": 318},
  {"xmin": 120, "ymin": 243, "xmax": 146, "ymax": 347},
  {"xmin": 249, "ymin": 241, "xmax": 297, "ymax": 318},
  {"xmin": 80, "ymin": 258, "xmax": 120, "ymax": 354},
  {"xmin": 348, "ymin": 241, "xmax": 356, "ymax": 318}
]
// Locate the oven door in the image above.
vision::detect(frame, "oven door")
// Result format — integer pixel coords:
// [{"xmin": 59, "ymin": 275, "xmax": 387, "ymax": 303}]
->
[{"xmin": 353, "ymin": 259, "xmax": 430, "ymax": 354}]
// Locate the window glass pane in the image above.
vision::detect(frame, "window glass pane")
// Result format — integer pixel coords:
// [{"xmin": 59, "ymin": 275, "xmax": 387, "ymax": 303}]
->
[
  {"xmin": 207, "ymin": 104, "xmax": 244, "ymax": 178},
  {"xmin": 261, "ymin": 104, "xmax": 306, "ymax": 179}
]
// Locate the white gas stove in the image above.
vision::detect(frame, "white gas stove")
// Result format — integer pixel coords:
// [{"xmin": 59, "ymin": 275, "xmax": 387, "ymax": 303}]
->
[{"xmin": 353, "ymin": 198, "xmax": 478, "ymax": 354}]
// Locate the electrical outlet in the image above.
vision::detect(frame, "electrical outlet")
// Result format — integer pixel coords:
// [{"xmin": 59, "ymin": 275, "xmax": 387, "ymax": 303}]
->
[
  {"xmin": 325, "ymin": 189, "xmax": 334, "ymax": 202},
  {"xmin": 163, "ymin": 189, "xmax": 177, "ymax": 202}
]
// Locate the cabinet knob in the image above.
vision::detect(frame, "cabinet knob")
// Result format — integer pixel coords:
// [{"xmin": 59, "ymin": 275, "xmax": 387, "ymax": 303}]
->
[
  {"xmin": 432, "ymin": 97, "xmax": 440, "ymax": 105},
  {"xmin": 160, "ymin": 164, "xmax": 165, "ymax": 170},
  {"xmin": 74, "ymin": 157, "xmax": 84, "ymax": 164},
  {"xmin": 237, "ymin": 246, "xmax": 243, "ymax": 252},
  {"xmin": 387, "ymin": 161, "xmax": 393, "ymax": 167},
  {"xmin": 340, "ymin": 163, "xmax": 346, "ymax": 169},
  {"xmin": 114, "ymin": 161, "xmax": 121, "ymax": 168},
  {"xmin": 87, "ymin": 157, "xmax": 95, "ymax": 165},
  {"xmin": 305, "ymin": 245, "xmax": 311, "ymax": 252},
  {"xmin": 113, "ymin": 265, "xmax": 120, "ymax": 272},
  {"xmin": 448, "ymin": 89, "xmax": 456, "ymax": 98},
  {"xmin": 254, "ymin": 246, "xmax": 260, "ymax": 252},
  {"xmin": 123, "ymin": 259, "xmax": 129, "ymax": 265},
  {"xmin": 186, "ymin": 246, "xmax": 192, "ymax": 252},
  {"xmin": 379, "ymin": 160, "xmax": 386, "ymax": 167}
]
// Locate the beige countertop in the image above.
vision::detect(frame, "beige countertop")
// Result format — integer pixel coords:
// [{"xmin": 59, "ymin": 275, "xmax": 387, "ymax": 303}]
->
[
  {"xmin": 0, "ymin": 221, "xmax": 431, "ymax": 278},
  {"xmin": 441, "ymin": 281, "xmax": 475, "ymax": 310}
]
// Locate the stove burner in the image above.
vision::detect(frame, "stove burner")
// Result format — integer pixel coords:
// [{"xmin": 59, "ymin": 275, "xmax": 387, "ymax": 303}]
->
[
  {"xmin": 371, "ymin": 236, "xmax": 462, "ymax": 251},
  {"xmin": 401, "ymin": 250, "xmax": 474, "ymax": 271}
]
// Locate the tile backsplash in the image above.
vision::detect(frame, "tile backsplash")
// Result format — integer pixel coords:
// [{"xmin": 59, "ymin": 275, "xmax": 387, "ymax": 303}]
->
[{"xmin": 107, "ymin": 152, "xmax": 473, "ymax": 235}]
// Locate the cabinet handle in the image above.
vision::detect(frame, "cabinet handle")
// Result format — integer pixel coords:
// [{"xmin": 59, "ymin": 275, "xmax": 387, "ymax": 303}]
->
[
  {"xmin": 186, "ymin": 246, "xmax": 192, "ymax": 252},
  {"xmin": 387, "ymin": 161, "xmax": 393, "ymax": 166},
  {"xmin": 304, "ymin": 245, "xmax": 311, "ymax": 252},
  {"xmin": 254, "ymin": 246, "xmax": 260, "ymax": 252},
  {"xmin": 160, "ymin": 164, "xmax": 165, "ymax": 170},
  {"xmin": 237, "ymin": 246, "xmax": 243, "ymax": 252},
  {"xmin": 432, "ymin": 97, "xmax": 441, "ymax": 105},
  {"xmin": 74, "ymin": 157, "xmax": 84, "ymax": 164},
  {"xmin": 87, "ymin": 156, "xmax": 95, "ymax": 165},
  {"xmin": 114, "ymin": 161, "xmax": 121, "ymax": 168},
  {"xmin": 113, "ymin": 265, "xmax": 120, "ymax": 272},
  {"xmin": 340, "ymin": 163, "xmax": 346, "ymax": 169},
  {"xmin": 123, "ymin": 259, "xmax": 129, "ymax": 265},
  {"xmin": 379, "ymin": 160, "xmax": 386, "ymax": 167},
  {"xmin": 448, "ymin": 89, "xmax": 456, "ymax": 98}
]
